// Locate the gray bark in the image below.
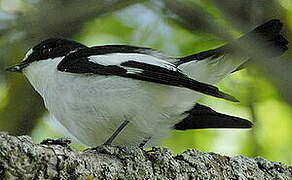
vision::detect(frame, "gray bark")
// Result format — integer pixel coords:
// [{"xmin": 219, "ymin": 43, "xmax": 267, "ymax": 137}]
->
[{"xmin": 0, "ymin": 132, "xmax": 291, "ymax": 180}]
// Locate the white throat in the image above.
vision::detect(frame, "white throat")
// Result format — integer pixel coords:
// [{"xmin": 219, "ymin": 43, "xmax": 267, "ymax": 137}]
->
[{"xmin": 22, "ymin": 57, "xmax": 63, "ymax": 96}]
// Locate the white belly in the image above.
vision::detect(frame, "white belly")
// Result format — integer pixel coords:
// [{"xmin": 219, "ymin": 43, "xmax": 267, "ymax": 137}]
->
[{"xmin": 42, "ymin": 72, "xmax": 196, "ymax": 147}]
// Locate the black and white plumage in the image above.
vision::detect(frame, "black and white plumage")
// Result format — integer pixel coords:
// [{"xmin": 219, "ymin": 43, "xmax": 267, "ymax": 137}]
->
[{"xmin": 6, "ymin": 19, "xmax": 288, "ymax": 147}]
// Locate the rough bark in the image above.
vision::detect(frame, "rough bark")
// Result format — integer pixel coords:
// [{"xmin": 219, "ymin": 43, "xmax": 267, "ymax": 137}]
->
[{"xmin": 0, "ymin": 132, "xmax": 291, "ymax": 180}]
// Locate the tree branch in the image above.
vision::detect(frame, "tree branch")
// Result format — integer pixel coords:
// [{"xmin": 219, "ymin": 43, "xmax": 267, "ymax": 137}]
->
[{"xmin": 0, "ymin": 132, "xmax": 291, "ymax": 179}]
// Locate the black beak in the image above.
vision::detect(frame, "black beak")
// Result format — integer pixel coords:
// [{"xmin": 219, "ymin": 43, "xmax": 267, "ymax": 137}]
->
[{"xmin": 5, "ymin": 62, "xmax": 28, "ymax": 72}]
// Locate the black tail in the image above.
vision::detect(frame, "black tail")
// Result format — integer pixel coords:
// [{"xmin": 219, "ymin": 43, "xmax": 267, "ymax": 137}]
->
[
  {"xmin": 177, "ymin": 19, "xmax": 288, "ymax": 66},
  {"xmin": 174, "ymin": 104, "xmax": 252, "ymax": 130},
  {"xmin": 235, "ymin": 19, "xmax": 288, "ymax": 57}
]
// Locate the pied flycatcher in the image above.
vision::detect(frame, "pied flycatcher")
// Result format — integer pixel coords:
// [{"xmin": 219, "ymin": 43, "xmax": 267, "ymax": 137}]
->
[{"xmin": 6, "ymin": 19, "xmax": 288, "ymax": 147}]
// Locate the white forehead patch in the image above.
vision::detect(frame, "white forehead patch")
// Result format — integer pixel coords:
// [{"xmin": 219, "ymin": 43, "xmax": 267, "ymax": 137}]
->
[{"xmin": 23, "ymin": 48, "xmax": 34, "ymax": 61}]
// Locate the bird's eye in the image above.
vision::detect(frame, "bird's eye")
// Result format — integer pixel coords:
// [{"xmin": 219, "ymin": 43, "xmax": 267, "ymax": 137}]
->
[{"xmin": 42, "ymin": 48, "xmax": 52, "ymax": 54}]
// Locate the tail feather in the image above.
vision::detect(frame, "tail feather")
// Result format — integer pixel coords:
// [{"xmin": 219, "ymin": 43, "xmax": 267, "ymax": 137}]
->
[
  {"xmin": 234, "ymin": 19, "xmax": 288, "ymax": 58},
  {"xmin": 176, "ymin": 19, "xmax": 288, "ymax": 84},
  {"xmin": 177, "ymin": 19, "xmax": 288, "ymax": 65},
  {"xmin": 174, "ymin": 103, "xmax": 252, "ymax": 130},
  {"xmin": 250, "ymin": 19, "xmax": 283, "ymax": 37}
]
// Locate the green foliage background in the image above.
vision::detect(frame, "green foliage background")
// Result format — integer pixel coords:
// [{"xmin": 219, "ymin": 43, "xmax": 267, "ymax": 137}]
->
[{"xmin": 1, "ymin": 0, "xmax": 291, "ymax": 164}]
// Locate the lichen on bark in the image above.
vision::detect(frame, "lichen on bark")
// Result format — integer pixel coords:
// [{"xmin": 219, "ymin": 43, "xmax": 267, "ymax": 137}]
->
[{"xmin": 0, "ymin": 132, "xmax": 291, "ymax": 180}]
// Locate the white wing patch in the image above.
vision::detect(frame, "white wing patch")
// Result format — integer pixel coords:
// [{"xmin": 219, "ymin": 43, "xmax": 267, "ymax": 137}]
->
[
  {"xmin": 88, "ymin": 53, "xmax": 178, "ymax": 72},
  {"xmin": 178, "ymin": 55, "xmax": 248, "ymax": 84},
  {"xmin": 125, "ymin": 67, "xmax": 144, "ymax": 74}
]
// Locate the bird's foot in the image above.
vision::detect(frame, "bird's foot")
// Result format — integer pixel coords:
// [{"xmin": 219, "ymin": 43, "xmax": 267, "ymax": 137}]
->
[{"xmin": 139, "ymin": 137, "xmax": 151, "ymax": 149}]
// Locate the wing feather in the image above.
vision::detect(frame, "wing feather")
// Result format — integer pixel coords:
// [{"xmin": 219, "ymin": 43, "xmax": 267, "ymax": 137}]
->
[{"xmin": 57, "ymin": 46, "xmax": 238, "ymax": 102}]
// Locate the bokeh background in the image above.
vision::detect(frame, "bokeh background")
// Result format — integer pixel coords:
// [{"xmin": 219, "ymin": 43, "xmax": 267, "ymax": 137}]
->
[{"xmin": 0, "ymin": 0, "xmax": 291, "ymax": 164}]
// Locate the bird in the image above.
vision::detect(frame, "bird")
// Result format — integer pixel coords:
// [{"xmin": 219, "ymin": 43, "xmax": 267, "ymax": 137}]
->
[{"xmin": 6, "ymin": 19, "xmax": 288, "ymax": 148}]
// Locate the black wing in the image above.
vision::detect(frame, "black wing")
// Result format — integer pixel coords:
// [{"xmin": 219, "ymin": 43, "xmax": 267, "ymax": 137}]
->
[
  {"xmin": 120, "ymin": 61, "xmax": 238, "ymax": 102},
  {"xmin": 174, "ymin": 103, "xmax": 252, "ymax": 130},
  {"xmin": 57, "ymin": 44, "xmax": 167, "ymax": 59},
  {"xmin": 57, "ymin": 47, "xmax": 238, "ymax": 102}
]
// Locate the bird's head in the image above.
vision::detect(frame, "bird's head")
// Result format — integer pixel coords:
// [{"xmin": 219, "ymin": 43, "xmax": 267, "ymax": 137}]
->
[{"xmin": 6, "ymin": 38, "xmax": 87, "ymax": 72}]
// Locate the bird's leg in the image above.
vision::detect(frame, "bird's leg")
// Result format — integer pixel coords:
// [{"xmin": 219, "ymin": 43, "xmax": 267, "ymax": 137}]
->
[
  {"xmin": 103, "ymin": 120, "xmax": 130, "ymax": 145},
  {"xmin": 139, "ymin": 137, "xmax": 151, "ymax": 148}
]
